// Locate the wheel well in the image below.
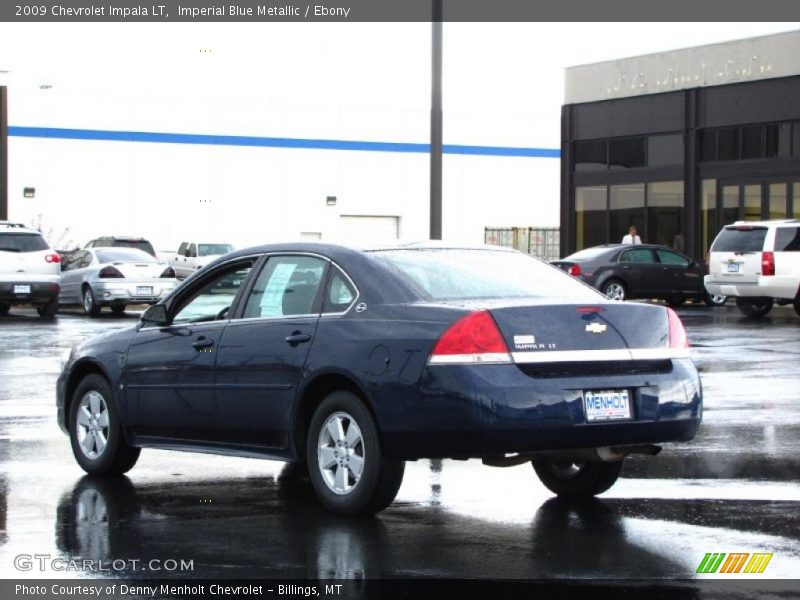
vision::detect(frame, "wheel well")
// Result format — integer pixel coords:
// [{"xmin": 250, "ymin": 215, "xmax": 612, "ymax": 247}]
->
[
  {"xmin": 64, "ymin": 362, "xmax": 108, "ymax": 429},
  {"xmin": 294, "ymin": 373, "xmax": 376, "ymax": 462}
]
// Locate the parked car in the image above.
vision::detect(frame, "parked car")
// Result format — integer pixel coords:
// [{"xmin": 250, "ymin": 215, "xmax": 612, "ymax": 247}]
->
[
  {"xmin": 85, "ymin": 236, "xmax": 156, "ymax": 257},
  {"xmin": 57, "ymin": 242, "xmax": 702, "ymax": 515},
  {"xmin": 552, "ymin": 244, "xmax": 727, "ymax": 307},
  {"xmin": 170, "ymin": 241, "xmax": 235, "ymax": 278},
  {"xmin": 0, "ymin": 221, "xmax": 61, "ymax": 318},
  {"xmin": 705, "ymin": 219, "xmax": 800, "ymax": 318},
  {"xmin": 59, "ymin": 247, "xmax": 178, "ymax": 316}
]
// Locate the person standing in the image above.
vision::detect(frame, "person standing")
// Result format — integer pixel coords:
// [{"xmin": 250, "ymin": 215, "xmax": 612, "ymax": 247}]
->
[{"xmin": 622, "ymin": 226, "xmax": 642, "ymax": 245}]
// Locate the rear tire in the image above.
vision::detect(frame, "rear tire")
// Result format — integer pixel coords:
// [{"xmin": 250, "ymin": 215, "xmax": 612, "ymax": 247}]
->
[
  {"xmin": 666, "ymin": 296, "xmax": 685, "ymax": 308},
  {"xmin": 602, "ymin": 279, "xmax": 626, "ymax": 302},
  {"xmin": 37, "ymin": 298, "xmax": 58, "ymax": 319},
  {"xmin": 82, "ymin": 286, "xmax": 101, "ymax": 317},
  {"xmin": 735, "ymin": 297, "xmax": 773, "ymax": 318},
  {"xmin": 69, "ymin": 374, "xmax": 140, "ymax": 476},
  {"xmin": 110, "ymin": 303, "xmax": 126, "ymax": 315},
  {"xmin": 0, "ymin": 303, "xmax": 9, "ymax": 316},
  {"xmin": 703, "ymin": 292, "xmax": 728, "ymax": 307},
  {"xmin": 306, "ymin": 391, "xmax": 404, "ymax": 515},
  {"xmin": 532, "ymin": 459, "xmax": 623, "ymax": 499}
]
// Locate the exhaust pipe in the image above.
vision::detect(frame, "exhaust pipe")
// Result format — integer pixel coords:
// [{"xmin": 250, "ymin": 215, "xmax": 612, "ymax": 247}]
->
[{"xmin": 482, "ymin": 444, "xmax": 661, "ymax": 468}]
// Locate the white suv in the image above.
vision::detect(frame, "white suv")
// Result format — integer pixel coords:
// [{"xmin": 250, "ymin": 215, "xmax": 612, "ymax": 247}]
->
[
  {"xmin": 0, "ymin": 222, "xmax": 62, "ymax": 318},
  {"xmin": 705, "ymin": 219, "xmax": 800, "ymax": 318}
]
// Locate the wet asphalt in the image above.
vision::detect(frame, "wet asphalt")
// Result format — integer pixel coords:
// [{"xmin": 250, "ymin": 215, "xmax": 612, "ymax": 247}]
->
[{"xmin": 0, "ymin": 303, "xmax": 798, "ymax": 589}]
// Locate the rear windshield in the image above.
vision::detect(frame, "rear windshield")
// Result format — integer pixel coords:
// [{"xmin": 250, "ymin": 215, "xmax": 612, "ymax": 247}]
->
[
  {"xmin": 96, "ymin": 248, "xmax": 156, "ymax": 263},
  {"xmin": 110, "ymin": 240, "xmax": 156, "ymax": 256},
  {"xmin": 0, "ymin": 232, "xmax": 49, "ymax": 253},
  {"xmin": 199, "ymin": 244, "xmax": 233, "ymax": 256},
  {"xmin": 563, "ymin": 247, "xmax": 612, "ymax": 261},
  {"xmin": 711, "ymin": 227, "xmax": 768, "ymax": 253},
  {"xmin": 371, "ymin": 249, "xmax": 601, "ymax": 301}
]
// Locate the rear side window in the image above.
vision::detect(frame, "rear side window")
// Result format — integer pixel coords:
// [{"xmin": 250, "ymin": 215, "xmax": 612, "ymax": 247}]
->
[
  {"xmin": 711, "ymin": 227, "xmax": 768, "ymax": 252},
  {"xmin": 243, "ymin": 256, "xmax": 328, "ymax": 318},
  {"xmin": 656, "ymin": 249, "xmax": 689, "ymax": 266},
  {"xmin": 774, "ymin": 227, "xmax": 800, "ymax": 252},
  {"xmin": 0, "ymin": 233, "xmax": 49, "ymax": 252},
  {"xmin": 323, "ymin": 267, "xmax": 357, "ymax": 313},
  {"xmin": 372, "ymin": 249, "xmax": 600, "ymax": 301},
  {"xmin": 619, "ymin": 248, "xmax": 657, "ymax": 263}
]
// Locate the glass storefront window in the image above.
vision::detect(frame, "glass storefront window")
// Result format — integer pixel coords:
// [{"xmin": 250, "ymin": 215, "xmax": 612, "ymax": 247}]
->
[
  {"xmin": 744, "ymin": 184, "xmax": 761, "ymax": 221},
  {"xmin": 575, "ymin": 186, "xmax": 607, "ymax": 250},
  {"xmin": 741, "ymin": 126, "xmax": 762, "ymax": 159},
  {"xmin": 647, "ymin": 134, "xmax": 684, "ymax": 166},
  {"xmin": 722, "ymin": 185, "xmax": 739, "ymax": 228},
  {"xmin": 794, "ymin": 183, "xmax": 800, "ymax": 219},
  {"xmin": 718, "ymin": 128, "xmax": 739, "ymax": 161},
  {"xmin": 609, "ymin": 138, "xmax": 645, "ymax": 169},
  {"xmin": 609, "ymin": 184, "xmax": 645, "ymax": 243},
  {"xmin": 647, "ymin": 181, "xmax": 684, "ymax": 251},
  {"xmin": 769, "ymin": 183, "xmax": 787, "ymax": 219},
  {"xmin": 574, "ymin": 141, "xmax": 607, "ymax": 171},
  {"xmin": 701, "ymin": 179, "xmax": 717, "ymax": 258},
  {"xmin": 793, "ymin": 123, "xmax": 800, "ymax": 157}
]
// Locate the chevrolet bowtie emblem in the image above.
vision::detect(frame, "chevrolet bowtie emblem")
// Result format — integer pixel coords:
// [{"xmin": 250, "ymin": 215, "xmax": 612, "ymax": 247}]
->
[{"xmin": 585, "ymin": 322, "xmax": 607, "ymax": 334}]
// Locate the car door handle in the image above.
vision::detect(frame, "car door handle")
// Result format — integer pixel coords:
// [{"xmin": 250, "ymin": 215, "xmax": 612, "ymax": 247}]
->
[
  {"xmin": 192, "ymin": 337, "xmax": 214, "ymax": 350},
  {"xmin": 285, "ymin": 332, "xmax": 312, "ymax": 345},
  {"xmin": 621, "ymin": 265, "xmax": 632, "ymax": 270}
]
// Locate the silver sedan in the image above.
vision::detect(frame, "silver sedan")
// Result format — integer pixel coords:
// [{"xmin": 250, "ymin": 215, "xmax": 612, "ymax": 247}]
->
[{"xmin": 59, "ymin": 247, "xmax": 179, "ymax": 316}]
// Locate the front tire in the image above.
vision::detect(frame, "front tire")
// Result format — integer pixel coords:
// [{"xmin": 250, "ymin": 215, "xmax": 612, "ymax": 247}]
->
[
  {"xmin": 602, "ymin": 279, "xmax": 626, "ymax": 302},
  {"xmin": 735, "ymin": 297, "xmax": 773, "ymax": 318},
  {"xmin": 532, "ymin": 459, "xmax": 623, "ymax": 499},
  {"xmin": 69, "ymin": 374, "xmax": 140, "ymax": 476},
  {"xmin": 0, "ymin": 303, "xmax": 9, "ymax": 316},
  {"xmin": 82, "ymin": 286, "xmax": 101, "ymax": 317},
  {"xmin": 306, "ymin": 391, "xmax": 404, "ymax": 515},
  {"xmin": 110, "ymin": 303, "xmax": 127, "ymax": 315}
]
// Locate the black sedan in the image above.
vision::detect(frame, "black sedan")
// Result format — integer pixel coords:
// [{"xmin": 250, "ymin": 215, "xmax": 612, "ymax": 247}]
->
[
  {"xmin": 57, "ymin": 242, "xmax": 702, "ymax": 514},
  {"xmin": 552, "ymin": 244, "xmax": 727, "ymax": 307}
]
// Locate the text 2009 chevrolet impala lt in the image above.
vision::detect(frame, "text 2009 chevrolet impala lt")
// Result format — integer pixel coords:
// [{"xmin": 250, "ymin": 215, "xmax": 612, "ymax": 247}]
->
[{"xmin": 57, "ymin": 242, "xmax": 702, "ymax": 514}]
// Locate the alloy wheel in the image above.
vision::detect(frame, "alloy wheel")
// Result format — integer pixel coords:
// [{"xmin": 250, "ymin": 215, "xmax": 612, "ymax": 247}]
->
[
  {"xmin": 317, "ymin": 411, "xmax": 365, "ymax": 495},
  {"xmin": 76, "ymin": 391, "xmax": 110, "ymax": 459}
]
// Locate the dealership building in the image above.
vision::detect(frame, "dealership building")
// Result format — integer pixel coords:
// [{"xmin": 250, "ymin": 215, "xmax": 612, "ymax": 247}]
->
[{"xmin": 561, "ymin": 30, "xmax": 800, "ymax": 260}]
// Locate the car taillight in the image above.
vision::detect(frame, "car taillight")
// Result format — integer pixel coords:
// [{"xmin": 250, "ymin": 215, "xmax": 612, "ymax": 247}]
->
[
  {"xmin": 568, "ymin": 264, "xmax": 581, "ymax": 277},
  {"xmin": 160, "ymin": 267, "xmax": 176, "ymax": 278},
  {"xmin": 666, "ymin": 308, "xmax": 689, "ymax": 350},
  {"xmin": 98, "ymin": 266, "xmax": 124, "ymax": 278},
  {"xmin": 761, "ymin": 251, "xmax": 775, "ymax": 276},
  {"xmin": 45, "ymin": 253, "xmax": 61, "ymax": 264},
  {"xmin": 428, "ymin": 310, "xmax": 511, "ymax": 365}
]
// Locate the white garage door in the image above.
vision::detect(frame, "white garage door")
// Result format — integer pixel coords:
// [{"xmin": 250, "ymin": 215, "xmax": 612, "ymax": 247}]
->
[{"xmin": 338, "ymin": 216, "xmax": 400, "ymax": 243}]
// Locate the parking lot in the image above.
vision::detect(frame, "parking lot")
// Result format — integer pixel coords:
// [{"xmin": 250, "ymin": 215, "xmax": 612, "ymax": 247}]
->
[{"xmin": 0, "ymin": 303, "xmax": 798, "ymax": 586}]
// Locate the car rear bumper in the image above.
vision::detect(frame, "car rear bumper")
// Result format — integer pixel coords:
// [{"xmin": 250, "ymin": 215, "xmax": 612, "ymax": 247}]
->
[
  {"xmin": 377, "ymin": 358, "xmax": 702, "ymax": 460},
  {"xmin": 0, "ymin": 280, "xmax": 60, "ymax": 304},
  {"xmin": 90, "ymin": 279, "xmax": 178, "ymax": 305},
  {"xmin": 704, "ymin": 275, "xmax": 798, "ymax": 300}
]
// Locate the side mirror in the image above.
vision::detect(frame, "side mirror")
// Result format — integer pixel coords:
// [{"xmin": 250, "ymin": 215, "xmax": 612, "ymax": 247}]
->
[{"xmin": 140, "ymin": 304, "xmax": 169, "ymax": 328}]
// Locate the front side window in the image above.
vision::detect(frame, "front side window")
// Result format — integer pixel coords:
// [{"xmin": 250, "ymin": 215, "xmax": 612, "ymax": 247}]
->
[
  {"xmin": 656, "ymin": 249, "xmax": 689, "ymax": 266},
  {"xmin": 173, "ymin": 262, "xmax": 254, "ymax": 324},
  {"xmin": 243, "ymin": 256, "xmax": 328, "ymax": 319}
]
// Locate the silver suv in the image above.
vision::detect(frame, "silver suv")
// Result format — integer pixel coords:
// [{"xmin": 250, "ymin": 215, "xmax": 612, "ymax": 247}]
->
[
  {"xmin": 705, "ymin": 219, "xmax": 800, "ymax": 318},
  {"xmin": 0, "ymin": 222, "xmax": 61, "ymax": 318}
]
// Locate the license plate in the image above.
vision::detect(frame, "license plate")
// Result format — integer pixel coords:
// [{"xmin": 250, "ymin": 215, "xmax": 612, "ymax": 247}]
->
[
  {"xmin": 727, "ymin": 263, "xmax": 740, "ymax": 273},
  {"xmin": 13, "ymin": 285, "xmax": 31, "ymax": 294},
  {"xmin": 584, "ymin": 390, "xmax": 632, "ymax": 422},
  {"xmin": 135, "ymin": 286, "xmax": 153, "ymax": 296}
]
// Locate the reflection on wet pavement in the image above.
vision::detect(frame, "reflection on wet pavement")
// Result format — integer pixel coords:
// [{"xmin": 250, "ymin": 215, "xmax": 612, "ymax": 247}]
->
[{"xmin": 0, "ymin": 305, "xmax": 798, "ymax": 585}]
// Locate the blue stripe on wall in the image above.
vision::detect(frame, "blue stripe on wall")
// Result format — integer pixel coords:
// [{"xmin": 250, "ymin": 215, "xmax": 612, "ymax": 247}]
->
[{"xmin": 7, "ymin": 126, "xmax": 560, "ymax": 158}]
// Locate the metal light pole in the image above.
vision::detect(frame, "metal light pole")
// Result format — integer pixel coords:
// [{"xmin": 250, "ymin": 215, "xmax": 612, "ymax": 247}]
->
[
  {"xmin": 0, "ymin": 86, "xmax": 8, "ymax": 221},
  {"xmin": 430, "ymin": 0, "xmax": 443, "ymax": 240}
]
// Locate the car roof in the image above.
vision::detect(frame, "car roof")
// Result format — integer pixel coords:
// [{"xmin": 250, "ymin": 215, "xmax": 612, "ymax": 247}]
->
[
  {"xmin": 0, "ymin": 222, "xmax": 42, "ymax": 235},
  {"xmin": 727, "ymin": 219, "xmax": 800, "ymax": 227}
]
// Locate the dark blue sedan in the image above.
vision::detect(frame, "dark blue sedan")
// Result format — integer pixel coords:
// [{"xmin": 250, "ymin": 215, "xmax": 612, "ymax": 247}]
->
[{"xmin": 57, "ymin": 242, "xmax": 702, "ymax": 514}]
